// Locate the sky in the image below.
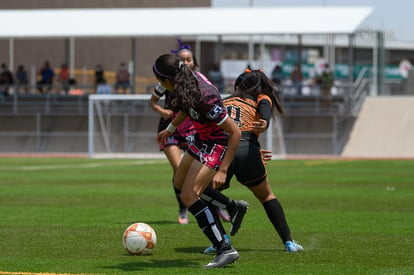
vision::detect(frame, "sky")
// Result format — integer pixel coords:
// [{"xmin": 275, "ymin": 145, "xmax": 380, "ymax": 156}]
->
[{"xmin": 212, "ymin": 0, "xmax": 413, "ymax": 42}]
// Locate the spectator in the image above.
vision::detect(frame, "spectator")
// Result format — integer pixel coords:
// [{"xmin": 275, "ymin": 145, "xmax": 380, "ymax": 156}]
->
[
  {"xmin": 58, "ymin": 63, "xmax": 70, "ymax": 94},
  {"xmin": 115, "ymin": 62, "xmax": 130, "ymax": 94},
  {"xmin": 271, "ymin": 64, "xmax": 283, "ymax": 90},
  {"xmin": 94, "ymin": 64, "xmax": 105, "ymax": 88},
  {"xmin": 0, "ymin": 63, "xmax": 14, "ymax": 97},
  {"xmin": 37, "ymin": 61, "xmax": 54, "ymax": 94},
  {"xmin": 96, "ymin": 78, "xmax": 112, "ymax": 94},
  {"xmin": 67, "ymin": 78, "xmax": 84, "ymax": 95},
  {"xmin": 15, "ymin": 64, "xmax": 28, "ymax": 94},
  {"xmin": 317, "ymin": 64, "xmax": 334, "ymax": 109},
  {"xmin": 208, "ymin": 63, "xmax": 225, "ymax": 93},
  {"xmin": 290, "ymin": 64, "xmax": 302, "ymax": 95}
]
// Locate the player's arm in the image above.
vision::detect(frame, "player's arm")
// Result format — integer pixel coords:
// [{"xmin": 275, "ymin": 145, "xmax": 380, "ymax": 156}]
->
[
  {"xmin": 212, "ymin": 117, "xmax": 241, "ymax": 189},
  {"xmin": 149, "ymin": 94, "xmax": 173, "ymax": 120},
  {"xmin": 252, "ymin": 99, "xmax": 271, "ymax": 133},
  {"xmin": 149, "ymin": 83, "xmax": 174, "ymax": 120},
  {"xmin": 157, "ymin": 111, "xmax": 187, "ymax": 143}
]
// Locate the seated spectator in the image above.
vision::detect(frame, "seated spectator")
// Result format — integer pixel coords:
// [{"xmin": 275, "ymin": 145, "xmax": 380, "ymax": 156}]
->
[
  {"xmin": 315, "ymin": 64, "xmax": 334, "ymax": 109},
  {"xmin": 37, "ymin": 61, "xmax": 54, "ymax": 94},
  {"xmin": 290, "ymin": 64, "xmax": 302, "ymax": 95},
  {"xmin": 96, "ymin": 78, "xmax": 112, "ymax": 94},
  {"xmin": 271, "ymin": 64, "xmax": 283, "ymax": 90},
  {"xmin": 67, "ymin": 78, "xmax": 84, "ymax": 95},
  {"xmin": 15, "ymin": 64, "xmax": 28, "ymax": 94},
  {"xmin": 58, "ymin": 63, "xmax": 70, "ymax": 94},
  {"xmin": 0, "ymin": 63, "xmax": 14, "ymax": 97},
  {"xmin": 115, "ymin": 62, "xmax": 130, "ymax": 94},
  {"xmin": 95, "ymin": 64, "xmax": 105, "ymax": 89}
]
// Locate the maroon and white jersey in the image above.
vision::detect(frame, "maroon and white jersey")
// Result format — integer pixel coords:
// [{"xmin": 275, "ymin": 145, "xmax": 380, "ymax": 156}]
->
[{"xmin": 185, "ymin": 72, "xmax": 229, "ymax": 143}]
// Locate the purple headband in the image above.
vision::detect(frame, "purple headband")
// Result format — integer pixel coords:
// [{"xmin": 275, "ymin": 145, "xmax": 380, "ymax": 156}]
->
[{"xmin": 170, "ymin": 39, "xmax": 192, "ymax": 55}]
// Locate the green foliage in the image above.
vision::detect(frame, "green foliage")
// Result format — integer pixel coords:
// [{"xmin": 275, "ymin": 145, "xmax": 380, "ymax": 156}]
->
[{"xmin": 0, "ymin": 158, "xmax": 413, "ymax": 274}]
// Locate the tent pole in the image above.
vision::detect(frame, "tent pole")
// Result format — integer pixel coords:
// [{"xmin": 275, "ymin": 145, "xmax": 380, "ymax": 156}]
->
[
  {"xmin": 130, "ymin": 37, "xmax": 136, "ymax": 94},
  {"xmin": 9, "ymin": 38, "xmax": 14, "ymax": 71},
  {"xmin": 69, "ymin": 37, "xmax": 75, "ymax": 79}
]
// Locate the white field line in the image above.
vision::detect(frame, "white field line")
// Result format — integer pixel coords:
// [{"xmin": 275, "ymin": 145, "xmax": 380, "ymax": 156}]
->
[{"xmin": 0, "ymin": 159, "xmax": 167, "ymax": 172}]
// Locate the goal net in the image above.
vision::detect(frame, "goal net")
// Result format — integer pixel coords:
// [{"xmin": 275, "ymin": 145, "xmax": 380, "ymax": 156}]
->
[{"xmin": 88, "ymin": 94, "xmax": 286, "ymax": 159}]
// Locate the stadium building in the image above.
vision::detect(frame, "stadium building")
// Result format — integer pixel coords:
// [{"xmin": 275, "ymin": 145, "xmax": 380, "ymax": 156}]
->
[{"xmin": 1, "ymin": 1, "xmax": 414, "ymax": 157}]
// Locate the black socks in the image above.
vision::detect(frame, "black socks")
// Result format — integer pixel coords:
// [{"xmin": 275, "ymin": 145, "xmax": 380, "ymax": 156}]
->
[
  {"xmin": 263, "ymin": 198, "xmax": 292, "ymax": 243},
  {"xmin": 188, "ymin": 199, "xmax": 227, "ymax": 249}
]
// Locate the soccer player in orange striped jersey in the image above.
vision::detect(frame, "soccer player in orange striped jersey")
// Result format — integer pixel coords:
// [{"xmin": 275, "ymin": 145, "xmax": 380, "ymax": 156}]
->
[{"xmin": 204, "ymin": 69, "xmax": 304, "ymax": 253}]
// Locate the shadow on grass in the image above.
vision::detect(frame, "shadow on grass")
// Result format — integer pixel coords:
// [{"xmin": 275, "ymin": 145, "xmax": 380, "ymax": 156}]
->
[
  {"xmin": 175, "ymin": 246, "xmax": 284, "ymax": 254},
  {"xmin": 175, "ymin": 246, "xmax": 207, "ymax": 254},
  {"xmin": 119, "ymin": 220, "xmax": 177, "ymax": 226},
  {"xmin": 103, "ymin": 259, "xmax": 199, "ymax": 271}
]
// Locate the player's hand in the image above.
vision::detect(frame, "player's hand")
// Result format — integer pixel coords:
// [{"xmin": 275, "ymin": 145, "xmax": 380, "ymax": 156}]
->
[
  {"xmin": 161, "ymin": 109, "xmax": 174, "ymax": 120},
  {"xmin": 252, "ymin": 119, "xmax": 268, "ymax": 133},
  {"xmin": 212, "ymin": 170, "xmax": 226, "ymax": 189},
  {"xmin": 260, "ymin": 149, "xmax": 272, "ymax": 165},
  {"xmin": 157, "ymin": 129, "xmax": 172, "ymax": 144}
]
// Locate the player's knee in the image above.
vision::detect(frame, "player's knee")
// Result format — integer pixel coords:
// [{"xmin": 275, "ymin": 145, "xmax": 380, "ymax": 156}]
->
[
  {"xmin": 257, "ymin": 194, "xmax": 276, "ymax": 203},
  {"xmin": 251, "ymin": 188, "xmax": 276, "ymax": 203}
]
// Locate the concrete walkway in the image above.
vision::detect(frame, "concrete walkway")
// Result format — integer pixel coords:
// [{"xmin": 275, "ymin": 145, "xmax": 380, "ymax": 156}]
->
[{"xmin": 342, "ymin": 96, "xmax": 414, "ymax": 158}]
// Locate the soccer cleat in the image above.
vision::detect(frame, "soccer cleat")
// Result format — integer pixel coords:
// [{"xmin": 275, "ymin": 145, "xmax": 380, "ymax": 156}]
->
[
  {"xmin": 203, "ymin": 244, "xmax": 217, "ymax": 255},
  {"xmin": 285, "ymin": 240, "xmax": 304, "ymax": 252},
  {"xmin": 203, "ymin": 234, "xmax": 231, "ymax": 254},
  {"xmin": 204, "ymin": 246, "xmax": 239, "ymax": 268},
  {"xmin": 178, "ymin": 209, "xmax": 188, "ymax": 224},
  {"xmin": 217, "ymin": 208, "xmax": 231, "ymax": 222},
  {"xmin": 229, "ymin": 200, "xmax": 249, "ymax": 236}
]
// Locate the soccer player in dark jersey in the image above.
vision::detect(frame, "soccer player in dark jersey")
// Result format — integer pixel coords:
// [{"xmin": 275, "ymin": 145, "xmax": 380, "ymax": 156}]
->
[
  {"xmin": 150, "ymin": 83, "xmax": 196, "ymax": 224},
  {"xmin": 203, "ymin": 69, "xmax": 304, "ymax": 253},
  {"xmin": 149, "ymin": 40, "xmax": 199, "ymax": 225},
  {"xmin": 153, "ymin": 53, "xmax": 241, "ymax": 268}
]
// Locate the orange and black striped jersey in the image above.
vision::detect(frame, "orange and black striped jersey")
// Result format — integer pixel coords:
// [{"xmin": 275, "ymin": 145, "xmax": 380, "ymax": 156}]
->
[{"xmin": 223, "ymin": 94, "xmax": 271, "ymax": 137}]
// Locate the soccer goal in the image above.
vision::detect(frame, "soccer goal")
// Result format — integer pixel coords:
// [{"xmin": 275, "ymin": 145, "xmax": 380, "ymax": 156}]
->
[{"xmin": 88, "ymin": 94, "xmax": 286, "ymax": 159}]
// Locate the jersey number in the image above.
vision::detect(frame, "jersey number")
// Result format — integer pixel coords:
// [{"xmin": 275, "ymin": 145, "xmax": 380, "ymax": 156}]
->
[{"xmin": 226, "ymin": 106, "xmax": 242, "ymax": 127}]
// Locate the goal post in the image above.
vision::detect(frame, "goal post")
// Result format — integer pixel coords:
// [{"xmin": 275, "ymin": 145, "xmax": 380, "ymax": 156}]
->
[
  {"xmin": 88, "ymin": 94, "xmax": 164, "ymax": 159},
  {"xmin": 88, "ymin": 94, "xmax": 286, "ymax": 159}
]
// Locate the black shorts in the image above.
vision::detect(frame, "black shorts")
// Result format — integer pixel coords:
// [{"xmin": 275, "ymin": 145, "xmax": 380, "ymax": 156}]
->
[{"xmin": 218, "ymin": 138, "xmax": 267, "ymax": 190}]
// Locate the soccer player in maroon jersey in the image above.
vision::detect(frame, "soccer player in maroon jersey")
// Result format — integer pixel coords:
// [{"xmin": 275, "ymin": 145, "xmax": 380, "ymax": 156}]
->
[{"xmin": 153, "ymin": 53, "xmax": 241, "ymax": 268}]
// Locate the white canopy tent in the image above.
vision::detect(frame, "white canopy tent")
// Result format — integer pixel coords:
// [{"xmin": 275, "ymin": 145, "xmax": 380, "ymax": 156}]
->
[{"xmin": 0, "ymin": 7, "xmax": 372, "ymax": 38}]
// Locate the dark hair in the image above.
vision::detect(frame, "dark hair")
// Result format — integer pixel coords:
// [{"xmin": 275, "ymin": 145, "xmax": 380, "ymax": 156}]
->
[
  {"xmin": 233, "ymin": 69, "xmax": 285, "ymax": 116},
  {"xmin": 152, "ymin": 53, "xmax": 201, "ymax": 112}
]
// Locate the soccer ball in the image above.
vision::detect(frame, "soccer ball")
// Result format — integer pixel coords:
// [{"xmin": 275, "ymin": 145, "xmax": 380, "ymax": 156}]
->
[{"xmin": 122, "ymin": 222, "xmax": 157, "ymax": 255}]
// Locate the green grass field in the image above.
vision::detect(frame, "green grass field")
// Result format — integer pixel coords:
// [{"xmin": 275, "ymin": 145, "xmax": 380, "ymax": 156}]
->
[{"xmin": 0, "ymin": 158, "xmax": 413, "ymax": 274}]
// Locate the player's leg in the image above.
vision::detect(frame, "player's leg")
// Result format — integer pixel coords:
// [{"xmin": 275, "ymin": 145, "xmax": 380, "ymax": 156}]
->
[
  {"xmin": 247, "ymin": 179, "xmax": 303, "ymax": 252},
  {"xmin": 200, "ymin": 148, "xmax": 249, "ymax": 236},
  {"xmin": 163, "ymin": 145, "xmax": 188, "ymax": 224},
  {"xmin": 202, "ymin": 185, "xmax": 249, "ymax": 236},
  {"xmin": 202, "ymin": 199, "xmax": 232, "ymax": 254},
  {"xmin": 177, "ymin": 152, "xmax": 238, "ymax": 268}
]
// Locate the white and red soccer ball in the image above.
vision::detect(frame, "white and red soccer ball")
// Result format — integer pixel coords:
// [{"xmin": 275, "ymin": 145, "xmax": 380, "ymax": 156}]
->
[{"xmin": 123, "ymin": 222, "xmax": 157, "ymax": 255}]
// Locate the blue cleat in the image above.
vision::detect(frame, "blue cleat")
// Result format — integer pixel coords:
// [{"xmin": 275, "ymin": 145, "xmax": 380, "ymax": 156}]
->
[
  {"xmin": 203, "ymin": 234, "xmax": 231, "ymax": 254},
  {"xmin": 285, "ymin": 240, "xmax": 304, "ymax": 252}
]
